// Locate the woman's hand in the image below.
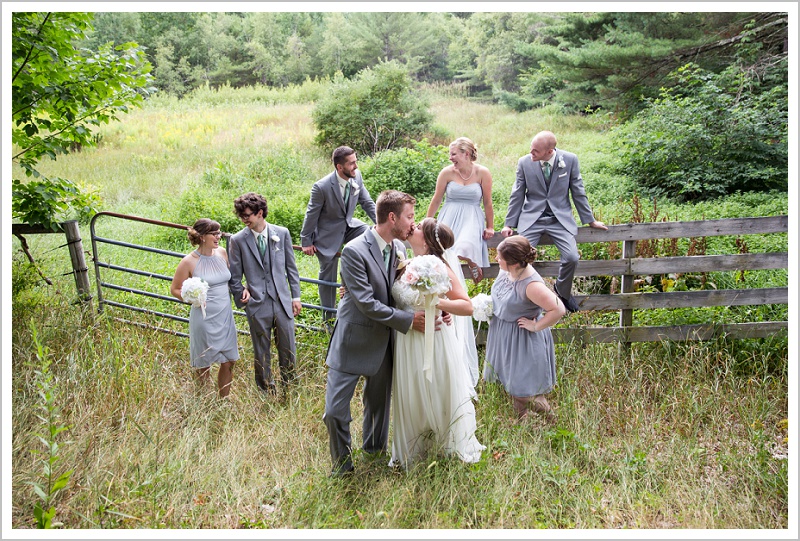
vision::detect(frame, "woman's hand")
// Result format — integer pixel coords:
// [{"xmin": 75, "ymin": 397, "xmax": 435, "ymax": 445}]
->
[
  {"xmin": 241, "ymin": 288, "xmax": 251, "ymax": 303},
  {"xmin": 517, "ymin": 316, "xmax": 539, "ymax": 333},
  {"xmin": 483, "ymin": 227, "xmax": 495, "ymax": 240}
]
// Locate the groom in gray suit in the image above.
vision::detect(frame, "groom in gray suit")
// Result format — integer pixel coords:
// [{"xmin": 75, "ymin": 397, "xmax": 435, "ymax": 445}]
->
[
  {"xmin": 300, "ymin": 146, "xmax": 377, "ymax": 328},
  {"xmin": 502, "ymin": 130, "xmax": 607, "ymax": 312},
  {"xmin": 228, "ymin": 192, "xmax": 302, "ymax": 394},
  {"xmin": 323, "ymin": 190, "xmax": 426, "ymax": 477}
]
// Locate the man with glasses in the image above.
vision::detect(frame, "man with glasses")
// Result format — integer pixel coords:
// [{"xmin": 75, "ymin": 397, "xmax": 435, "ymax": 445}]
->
[{"xmin": 228, "ymin": 192, "xmax": 302, "ymax": 394}]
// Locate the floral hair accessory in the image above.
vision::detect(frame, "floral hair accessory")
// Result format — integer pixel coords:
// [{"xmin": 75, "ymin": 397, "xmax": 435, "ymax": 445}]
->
[{"xmin": 434, "ymin": 221, "xmax": 446, "ymax": 253}]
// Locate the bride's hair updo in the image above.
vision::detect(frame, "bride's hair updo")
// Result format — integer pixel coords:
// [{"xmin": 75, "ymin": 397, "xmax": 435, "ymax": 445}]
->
[
  {"xmin": 497, "ymin": 235, "xmax": 537, "ymax": 268},
  {"xmin": 419, "ymin": 217, "xmax": 454, "ymax": 260},
  {"xmin": 187, "ymin": 218, "xmax": 221, "ymax": 246},
  {"xmin": 450, "ymin": 137, "xmax": 478, "ymax": 162}
]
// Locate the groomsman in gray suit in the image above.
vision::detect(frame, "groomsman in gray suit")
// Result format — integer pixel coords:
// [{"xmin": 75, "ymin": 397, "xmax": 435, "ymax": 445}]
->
[
  {"xmin": 300, "ymin": 146, "xmax": 377, "ymax": 328},
  {"xmin": 323, "ymin": 190, "xmax": 426, "ymax": 477},
  {"xmin": 501, "ymin": 130, "xmax": 607, "ymax": 312},
  {"xmin": 228, "ymin": 192, "xmax": 302, "ymax": 394}
]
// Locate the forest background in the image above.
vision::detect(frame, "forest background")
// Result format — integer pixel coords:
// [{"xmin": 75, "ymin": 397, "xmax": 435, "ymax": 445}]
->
[{"xmin": 6, "ymin": 6, "xmax": 794, "ymax": 534}]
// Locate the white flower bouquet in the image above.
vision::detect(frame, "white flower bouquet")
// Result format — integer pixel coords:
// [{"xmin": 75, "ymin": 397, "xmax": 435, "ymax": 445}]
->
[
  {"xmin": 471, "ymin": 293, "xmax": 493, "ymax": 322},
  {"xmin": 181, "ymin": 276, "xmax": 209, "ymax": 318},
  {"xmin": 400, "ymin": 254, "xmax": 451, "ymax": 297}
]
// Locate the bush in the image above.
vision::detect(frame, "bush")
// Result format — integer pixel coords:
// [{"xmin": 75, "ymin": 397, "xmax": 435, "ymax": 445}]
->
[
  {"xmin": 360, "ymin": 139, "xmax": 449, "ymax": 199},
  {"xmin": 312, "ymin": 60, "xmax": 434, "ymax": 157},
  {"xmin": 611, "ymin": 61, "xmax": 788, "ymax": 202}
]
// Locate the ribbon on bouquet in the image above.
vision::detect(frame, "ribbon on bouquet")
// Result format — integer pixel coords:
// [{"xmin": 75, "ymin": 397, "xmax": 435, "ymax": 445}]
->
[{"xmin": 422, "ymin": 294, "xmax": 439, "ymax": 382}]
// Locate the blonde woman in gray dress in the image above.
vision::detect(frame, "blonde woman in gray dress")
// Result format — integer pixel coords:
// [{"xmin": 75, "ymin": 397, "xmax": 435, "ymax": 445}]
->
[{"xmin": 171, "ymin": 218, "xmax": 240, "ymax": 397}]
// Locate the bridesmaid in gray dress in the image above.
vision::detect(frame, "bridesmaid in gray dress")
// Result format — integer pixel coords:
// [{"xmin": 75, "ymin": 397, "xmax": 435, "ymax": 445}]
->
[
  {"xmin": 485, "ymin": 235, "xmax": 565, "ymax": 422},
  {"xmin": 171, "ymin": 218, "xmax": 240, "ymax": 397}
]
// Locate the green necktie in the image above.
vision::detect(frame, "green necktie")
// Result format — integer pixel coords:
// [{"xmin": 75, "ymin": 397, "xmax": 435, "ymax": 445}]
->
[
  {"xmin": 257, "ymin": 233, "xmax": 267, "ymax": 257},
  {"xmin": 542, "ymin": 161, "xmax": 551, "ymax": 179},
  {"xmin": 383, "ymin": 245, "xmax": 392, "ymax": 272},
  {"xmin": 343, "ymin": 184, "xmax": 350, "ymax": 208}
]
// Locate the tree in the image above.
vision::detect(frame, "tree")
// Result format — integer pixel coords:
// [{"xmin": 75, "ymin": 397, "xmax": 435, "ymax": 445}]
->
[
  {"xmin": 312, "ymin": 60, "xmax": 433, "ymax": 157},
  {"xmin": 12, "ymin": 12, "xmax": 155, "ymax": 230}
]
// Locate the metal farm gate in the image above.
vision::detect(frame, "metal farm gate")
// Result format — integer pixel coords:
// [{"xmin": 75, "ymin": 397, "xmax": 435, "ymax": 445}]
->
[{"xmin": 89, "ymin": 211, "xmax": 333, "ymax": 337}]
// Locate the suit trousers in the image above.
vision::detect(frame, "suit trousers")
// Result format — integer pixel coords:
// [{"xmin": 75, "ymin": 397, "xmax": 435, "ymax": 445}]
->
[
  {"xmin": 316, "ymin": 223, "xmax": 370, "ymax": 322},
  {"xmin": 323, "ymin": 346, "xmax": 393, "ymax": 472},
  {"xmin": 246, "ymin": 298, "xmax": 296, "ymax": 391},
  {"xmin": 521, "ymin": 217, "xmax": 580, "ymax": 299}
]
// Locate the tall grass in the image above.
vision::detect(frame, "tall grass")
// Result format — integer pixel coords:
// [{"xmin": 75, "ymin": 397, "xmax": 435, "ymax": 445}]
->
[{"xmin": 9, "ymin": 86, "xmax": 789, "ymax": 530}]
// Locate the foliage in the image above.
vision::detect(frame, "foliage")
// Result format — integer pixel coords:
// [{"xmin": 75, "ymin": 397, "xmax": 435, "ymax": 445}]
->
[
  {"xmin": 26, "ymin": 321, "xmax": 74, "ymax": 529},
  {"xmin": 12, "ymin": 12, "xmax": 154, "ymax": 228},
  {"xmin": 611, "ymin": 57, "xmax": 788, "ymax": 202},
  {"xmin": 312, "ymin": 61, "xmax": 434, "ymax": 157},
  {"xmin": 11, "ymin": 177, "xmax": 101, "ymax": 231},
  {"xmin": 360, "ymin": 139, "xmax": 449, "ymax": 198},
  {"xmin": 9, "ymin": 89, "xmax": 788, "ymax": 529}
]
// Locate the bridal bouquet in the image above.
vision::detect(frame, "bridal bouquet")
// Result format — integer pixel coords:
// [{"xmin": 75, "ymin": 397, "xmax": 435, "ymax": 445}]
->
[
  {"xmin": 181, "ymin": 277, "xmax": 209, "ymax": 318},
  {"xmin": 400, "ymin": 254, "xmax": 451, "ymax": 297},
  {"xmin": 400, "ymin": 254, "xmax": 450, "ymax": 382},
  {"xmin": 471, "ymin": 293, "xmax": 493, "ymax": 322}
]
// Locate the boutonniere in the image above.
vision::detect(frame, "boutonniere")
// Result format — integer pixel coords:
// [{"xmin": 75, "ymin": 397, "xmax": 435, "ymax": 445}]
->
[
  {"xmin": 270, "ymin": 234, "xmax": 281, "ymax": 251},
  {"xmin": 557, "ymin": 156, "xmax": 566, "ymax": 169},
  {"xmin": 349, "ymin": 179, "xmax": 360, "ymax": 197},
  {"xmin": 395, "ymin": 249, "xmax": 408, "ymax": 271}
]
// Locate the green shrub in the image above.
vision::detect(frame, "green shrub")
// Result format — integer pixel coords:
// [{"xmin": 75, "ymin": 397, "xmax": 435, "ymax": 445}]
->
[
  {"xmin": 360, "ymin": 139, "xmax": 449, "ymax": 199},
  {"xmin": 611, "ymin": 60, "xmax": 788, "ymax": 202},
  {"xmin": 312, "ymin": 61, "xmax": 434, "ymax": 157}
]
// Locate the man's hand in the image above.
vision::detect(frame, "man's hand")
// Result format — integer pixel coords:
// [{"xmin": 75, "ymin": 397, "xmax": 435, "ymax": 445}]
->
[
  {"xmin": 589, "ymin": 220, "xmax": 608, "ymax": 231},
  {"xmin": 301, "ymin": 245, "xmax": 317, "ymax": 256},
  {"xmin": 412, "ymin": 310, "xmax": 444, "ymax": 333},
  {"xmin": 292, "ymin": 300, "xmax": 302, "ymax": 317},
  {"xmin": 501, "ymin": 226, "xmax": 515, "ymax": 237}
]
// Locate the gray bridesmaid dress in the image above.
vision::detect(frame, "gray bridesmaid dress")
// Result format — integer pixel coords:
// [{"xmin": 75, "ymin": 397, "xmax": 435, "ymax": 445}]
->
[
  {"xmin": 189, "ymin": 251, "xmax": 239, "ymax": 368},
  {"xmin": 485, "ymin": 269, "xmax": 556, "ymax": 397}
]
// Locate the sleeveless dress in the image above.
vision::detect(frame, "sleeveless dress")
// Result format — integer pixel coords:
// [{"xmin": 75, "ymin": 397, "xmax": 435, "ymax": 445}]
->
[
  {"xmin": 443, "ymin": 249, "xmax": 480, "ymax": 387},
  {"xmin": 436, "ymin": 182, "xmax": 490, "ymax": 267},
  {"xmin": 388, "ymin": 271, "xmax": 485, "ymax": 469},
  {"xmin": 484, "ymin": 270, "xmax": 556, "ymax": 397},
  {"xmin": 189, "ymin": 251, "xmax": 240, "ymax": 368}
]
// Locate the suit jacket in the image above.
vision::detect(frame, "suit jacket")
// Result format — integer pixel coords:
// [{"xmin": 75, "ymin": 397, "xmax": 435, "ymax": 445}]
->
[
  {"xmin": 227, "ymin": 223, "xmax": 301, "ymax": 320},
  {"xmin": 300, "ymin": 171, "xmax": 377, "ymax": 258},
  {"xmin": 504, "ymin": 149, "xmax": 596, "ymax": 236},
  {"xmin": 325, "ymin": 229, "xmax": 413, "ymax": 376}
]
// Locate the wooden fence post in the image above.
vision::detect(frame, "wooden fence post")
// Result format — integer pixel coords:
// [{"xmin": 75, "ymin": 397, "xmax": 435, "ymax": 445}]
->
[
  {"xmin": 61, "ymin": 220, "xmax": 93, "ymax": 306},
  {"xmin": 618, "ymin": 239, "xmax": 636, "ymax": 353}
]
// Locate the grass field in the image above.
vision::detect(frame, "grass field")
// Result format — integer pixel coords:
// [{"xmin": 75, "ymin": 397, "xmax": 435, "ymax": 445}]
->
[{"xmin": 8, "ymin": 85, "xmax": 790, "ymax": 532}]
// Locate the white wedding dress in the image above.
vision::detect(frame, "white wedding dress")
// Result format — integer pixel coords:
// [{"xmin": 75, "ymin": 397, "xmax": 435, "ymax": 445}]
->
[{"xmin": 388, "ymin": 260, "xmax": 485, "ymax": 469}]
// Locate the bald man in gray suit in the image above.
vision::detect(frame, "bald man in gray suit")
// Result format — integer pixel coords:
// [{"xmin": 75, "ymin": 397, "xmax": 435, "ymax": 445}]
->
[{"xmin": 502, "ymin": 131, "xmax": 607, "ymax": 312}]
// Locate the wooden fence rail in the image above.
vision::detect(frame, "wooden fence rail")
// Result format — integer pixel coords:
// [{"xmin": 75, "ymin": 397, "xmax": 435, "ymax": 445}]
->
[{"xmin": 473, "ymin": 215, "xmax": 788, "ymax": 345}]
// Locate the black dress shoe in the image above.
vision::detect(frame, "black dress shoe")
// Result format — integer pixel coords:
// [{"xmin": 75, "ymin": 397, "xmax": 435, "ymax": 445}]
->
[
  {"xmin": 558, "ymin": 293, "xmax": 581, "ymax": 313},
  {"xmin": 329, "ymin": 465, "xmax": 354, "ymax": 478}
]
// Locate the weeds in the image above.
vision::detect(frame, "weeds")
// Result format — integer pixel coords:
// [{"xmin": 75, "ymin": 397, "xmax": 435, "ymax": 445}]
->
[{"xmin": 26, "ymin": 320, "xmax": 74, "ymax": 529}]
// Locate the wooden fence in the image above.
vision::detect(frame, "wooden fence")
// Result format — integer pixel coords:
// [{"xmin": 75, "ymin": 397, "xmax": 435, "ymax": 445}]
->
[{"xmin": 475, "ymin": 215, "xmax": 788, "ymax": 345}]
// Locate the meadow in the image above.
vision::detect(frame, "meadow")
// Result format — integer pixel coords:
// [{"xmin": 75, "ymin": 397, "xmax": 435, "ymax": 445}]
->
[{"xmin": 9, "ymin": 84, "xmax": 790, "ymax": 532}]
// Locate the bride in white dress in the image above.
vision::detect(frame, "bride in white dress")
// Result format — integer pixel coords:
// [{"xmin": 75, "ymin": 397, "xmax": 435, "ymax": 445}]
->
[{"xmin": 389, "ymin": 218, "xmax": 485, "ymax": 469}]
